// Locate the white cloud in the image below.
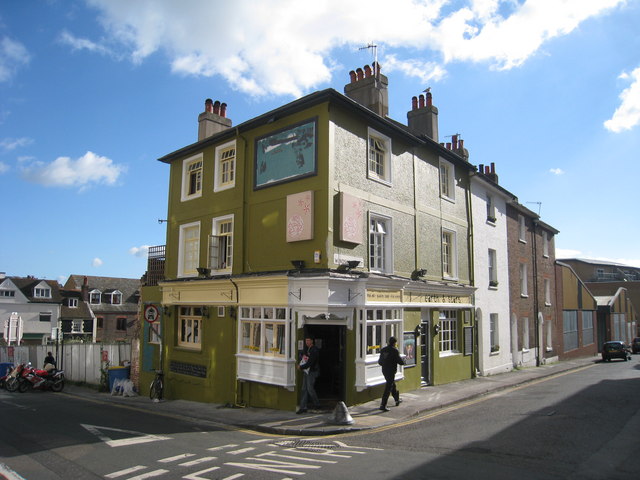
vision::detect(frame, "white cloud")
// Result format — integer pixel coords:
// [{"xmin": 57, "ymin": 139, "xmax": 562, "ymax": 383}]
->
[
  {"xmin": 58, "ymin": 30, "xmax": 115, "ymax": 57},
  {"xmin": 0, "ymin": 36, "xmax": 30, "ymax": 82},
  {"xmin": 0, "ymin": 161, "xmax": 8, "ymax": 174},
  {"xmin": 384, "ymin": 55, "xmax": 448, "ymax": 84},
  {"xmin": 604, "ymin": 66, "xmax": 640, "ymax": 133},
  {"xmin": 92, "ymin": 258, "xmax": 103, "ymax": 268},
  {"xmin": 129, "ymin": 245, "xmax": 150, "ymax": 258},
  {"xmin": 549, "ymin": 168, "xmax": 564, "ymax": 175},
  {"xmin": 0, "ymin": 137, "xmax": 33, "ymax": 152},
  {"xmin": 432, "ymin": 0, "xmax": 626, "ymax": 69},
  {"xmin": 83, "ymin": 0, "xmax": 625, "ymax": 97},
  {"xmin": 555, "ymin": 248, "xmax": 582, "ymax": 259},
  {"xmin": 20, "ymin": 151, "xmax": 126, "ymax": 190}
]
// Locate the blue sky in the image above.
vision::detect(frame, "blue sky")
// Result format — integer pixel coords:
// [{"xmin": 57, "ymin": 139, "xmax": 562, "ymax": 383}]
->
[{"xmin": 1, "ymin": 0, "xmax": 639, "ymax": 283}]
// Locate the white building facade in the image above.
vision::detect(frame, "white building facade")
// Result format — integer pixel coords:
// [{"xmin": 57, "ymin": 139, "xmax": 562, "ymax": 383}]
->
[{"xmin": 471, "ymin": 165, "xmax": 515, "ymax": 376}]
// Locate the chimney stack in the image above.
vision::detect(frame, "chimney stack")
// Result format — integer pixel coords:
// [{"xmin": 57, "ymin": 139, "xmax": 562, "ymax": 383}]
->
[
  {"xmin": 344, "ymin": 62, "xmax": 389, "ymax": 117},
  {"xmin": 198, "ymin": 98, "xmax": 232, "ymax": 141},
  {"xmin": 407, "ymin": 89, "xmax": 439, "ymax": 141}
]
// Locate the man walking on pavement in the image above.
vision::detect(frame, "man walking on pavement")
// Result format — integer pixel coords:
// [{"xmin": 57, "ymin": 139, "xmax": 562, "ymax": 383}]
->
[
  {"xmin": 297, "ymin": 336, "xmax": 320, "ymax": 414},
  {"xmin": 378, "ymin": 336, "xmax": 405, "ymax": 412}
]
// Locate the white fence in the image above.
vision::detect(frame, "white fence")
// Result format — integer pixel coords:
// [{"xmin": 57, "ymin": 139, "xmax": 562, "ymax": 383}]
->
[{"xmin": 0, "ymin": 343, "xmax": 131, "ymax": 385}]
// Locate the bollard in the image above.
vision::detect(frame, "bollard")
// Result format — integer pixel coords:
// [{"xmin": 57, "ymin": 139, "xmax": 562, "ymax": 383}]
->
[{"xmin": 331, "ymin": 401, "xmax": 354, "ymax": 425}]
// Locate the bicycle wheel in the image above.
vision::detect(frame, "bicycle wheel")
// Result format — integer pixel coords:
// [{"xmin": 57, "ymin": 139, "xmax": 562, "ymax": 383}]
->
[{"xmin": 149, "ymin": 378, "xmax": 163, "ymax": 400}]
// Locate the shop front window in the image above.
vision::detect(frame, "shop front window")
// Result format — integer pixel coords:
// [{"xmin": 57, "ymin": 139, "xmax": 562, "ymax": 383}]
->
[
  {"xmin": 362, "ymin": 308, "xmax": 402, "ymax": 357},
  {"xmin": 239, "ymin": 307, "xmax": 289, "ymax": 357}
]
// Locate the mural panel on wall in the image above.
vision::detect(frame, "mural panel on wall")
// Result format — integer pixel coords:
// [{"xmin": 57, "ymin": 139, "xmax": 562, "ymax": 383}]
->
[{"xmin": 254, "ymin": 119, "xmax": 317, "ymax": 189}]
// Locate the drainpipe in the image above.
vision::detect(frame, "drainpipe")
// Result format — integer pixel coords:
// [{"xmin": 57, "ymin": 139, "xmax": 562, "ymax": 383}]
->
[{"xmin": 532, "ymin": 219, "xmax": 540, "ymax": 367}]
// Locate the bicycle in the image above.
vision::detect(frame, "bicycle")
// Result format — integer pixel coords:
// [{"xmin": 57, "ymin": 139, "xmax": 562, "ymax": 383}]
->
[{"xmin": 149, "ymin": 370, "xmax": 164, "ymax": 401}]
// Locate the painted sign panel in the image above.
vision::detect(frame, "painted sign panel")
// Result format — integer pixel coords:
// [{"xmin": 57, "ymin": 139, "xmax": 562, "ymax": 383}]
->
[
  {"xmin": 367, "ymin": 289, "xmax": 403, "ymax": 303},
  {"xmin": 254, "ymin": 119, "xmax": 317, "ymax": 189},
  {"xmin": 339, "ymin": 192, "xmax": 364, "ymax": 244},
  {"xmin": 286, "ymin": 191, "xmax": 314, "ymax": 242}
]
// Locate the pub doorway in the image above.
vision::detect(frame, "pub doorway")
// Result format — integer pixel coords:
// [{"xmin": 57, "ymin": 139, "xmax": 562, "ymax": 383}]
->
[{"xmin": 302, "ymin": 324, "xmax": 346, "ymax": 406}]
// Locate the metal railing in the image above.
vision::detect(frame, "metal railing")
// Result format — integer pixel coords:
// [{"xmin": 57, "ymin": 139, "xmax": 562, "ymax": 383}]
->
[{"xmin": 145, "ymin": 245, "xmax": 166, "ymax": 287}]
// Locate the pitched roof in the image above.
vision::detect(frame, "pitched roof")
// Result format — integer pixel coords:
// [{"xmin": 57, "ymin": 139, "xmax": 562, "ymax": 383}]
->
[
  {"xmin": 7, "ymin": 276, "xmax": 62, "ymax": 303},
  {"xmin": 64, "ymin": 275, "xmax": 140, "ymax": 313}
]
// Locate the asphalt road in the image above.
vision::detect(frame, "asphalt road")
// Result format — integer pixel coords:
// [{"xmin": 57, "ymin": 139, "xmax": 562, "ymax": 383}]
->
[{"xmin": 1, "ymin": 356, "xmax": 639, "ymax": 479}]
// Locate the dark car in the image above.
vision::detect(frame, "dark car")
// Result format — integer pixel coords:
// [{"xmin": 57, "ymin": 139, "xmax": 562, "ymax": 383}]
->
[
  {"xmin": 632, "ymin": 337, "xmax": 640, "ymax": 354},
  {"xmin": 602, "ymin": 341, "xmax": 631, "ymax": 362}
]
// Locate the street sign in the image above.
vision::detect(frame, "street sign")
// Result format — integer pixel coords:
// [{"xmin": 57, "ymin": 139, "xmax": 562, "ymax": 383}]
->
[{"xmin": 144, "ymin": 304, "xmax": 160, "ymax": 323}]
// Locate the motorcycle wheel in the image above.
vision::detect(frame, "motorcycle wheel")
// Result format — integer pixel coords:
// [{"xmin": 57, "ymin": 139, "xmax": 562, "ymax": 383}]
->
[
  {"xmin": 18, "ymin": 380, "xmax": 30, "ymax": 393},
  {"xmin": 51, "ymin": 379, "xmax": 64, "ymax": 393},
  {"xmin": 6, "ymin": 377, "xmax": 18, "ymax": 392}
]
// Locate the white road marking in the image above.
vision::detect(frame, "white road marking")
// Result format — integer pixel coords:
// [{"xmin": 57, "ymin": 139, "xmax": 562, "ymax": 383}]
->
[
  {"xmin": 182, "ymin": 466, "xmax": 221, "ymax": 479},
  {"xmin": 81, "ymin": 424, "xmax": 170, "ymax": 447},
  {"xmin": 207, "ymin": 443, "xmax": 238, "ymax": 451},
  {"xmin": 127, "ymin": 469, "xmax": 170, "ymax": 479},
  {"xmin": 227, "ymin": 447, "xmax": 255, "ymax": 455},
  {"xmin": 159, "ymin": 453, "xmax": 196, "ymax": 463},
  {"xmin": 178, "ymin": 456, "xmax": 217, "ymax": 467},
  {"xmin": 105, "ymin": 465, "xmax": 148, "ymax": 478}
]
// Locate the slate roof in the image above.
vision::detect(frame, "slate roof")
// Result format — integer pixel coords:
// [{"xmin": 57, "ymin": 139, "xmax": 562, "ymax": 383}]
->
[
  {"xmin": 64, "ymin": 275, "xmax": 140, "ymax": 313},
  {"xmin": 6, "ymin": 276, "xmax": 63, "ymax": 304}
]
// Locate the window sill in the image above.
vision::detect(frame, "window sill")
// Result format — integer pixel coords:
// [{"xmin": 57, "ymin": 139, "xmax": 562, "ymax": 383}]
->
[
  {"xmin": 518, "ymin": 239, "xmax": 527, "ymax": 244},
  {"xmin": 440, "ymin": 195, "xmax": 455, "ymax": 204},
  {"xmin": 214, "ymin": 183, "xmax": 235, "ymax": 193},
  {"xmin": 488, "ymin": 286, "xmax": 499, "ymax": 291},
  {"xmin": 545, "ymin": 302, "xmax": 551, "ymax": 307},
  {"xmin": 367, "ymin": 174, "xmax": 392, "ymax": 187},
  {"xmin": 520, "ymin": 294, "xmax": 529, "ymax": 298},
  {"xmin": 439, "ymin": 351, "xmax": 461, "ymax": 358},
  {"xmin": 175, "ymin": 346, "xmax": 202, "ymax": 352},
  {"xmin": 490, "ymin": 349, "xmax": 500, "ymax": 356}
]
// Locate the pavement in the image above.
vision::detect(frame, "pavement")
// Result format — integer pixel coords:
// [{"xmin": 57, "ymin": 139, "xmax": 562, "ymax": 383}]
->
[{"xmin": 64, "ymin": 356, "xmax": 599, "ymax": 436}]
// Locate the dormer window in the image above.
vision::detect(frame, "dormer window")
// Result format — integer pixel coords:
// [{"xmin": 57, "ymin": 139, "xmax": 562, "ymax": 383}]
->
[
  {"xmin": 111, "ymin": 291, "xmax": 122, "ymax": 305},
  {"xmin": 90, "ymin": 290, "xmax": 101, "ymax": 305},
  {"xmin": 69, "ymin": 298, "xmax": 78, "ymax": 308},
  {"xmin": 34, "ymin": 287, "xmax": 51, "ymax": 298}
]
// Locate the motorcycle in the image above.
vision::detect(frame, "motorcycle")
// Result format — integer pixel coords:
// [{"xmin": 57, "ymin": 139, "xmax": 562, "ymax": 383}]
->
[
  {"xmin": 4, "ymin": 363, "xmax": 26, "ymax": 392},
  {"xmin": 0, "ymin": 363, "xmax": 14, "ymax": 389},
  {"xmin": 18, "ymin": 363, "xmax": 65, "ymax": 393}
]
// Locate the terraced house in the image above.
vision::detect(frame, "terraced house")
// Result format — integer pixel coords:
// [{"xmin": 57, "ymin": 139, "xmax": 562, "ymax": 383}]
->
[{"xmin": 140, "ymin": 65, "xmax": 477, "ymax": 410}]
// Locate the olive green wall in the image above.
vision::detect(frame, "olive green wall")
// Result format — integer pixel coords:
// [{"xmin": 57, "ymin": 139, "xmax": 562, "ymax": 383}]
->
[{"xmin": 431, "ymin": 309, "xmax": 475, "ymax": 385}]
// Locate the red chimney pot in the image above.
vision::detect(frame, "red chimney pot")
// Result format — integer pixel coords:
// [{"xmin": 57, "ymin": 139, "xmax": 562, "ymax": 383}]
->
[
  {"xmin": 220, "ymin": 103, "xmax": 227, "ymax": 118},
  {"xmin": 356, "ymin": 68, "xmax": 364, "ymax": 81},
  {"xmin": 205, "ymin": 98, "xmax": 214, "ymax": 113},
  {"xmin": 364, "ymin": 65, "xmax": 372, "ymax": 77},
  {"xmin": 349, "ymin": 70, "xmax": 356, "ymax": 83},
  {"xmin": 426, "ymin": 91, "xmax": 433, "ymax": 107},
  {"xmin": 411, "ymin": 96, "xmax": 418, "ymax": 110}
]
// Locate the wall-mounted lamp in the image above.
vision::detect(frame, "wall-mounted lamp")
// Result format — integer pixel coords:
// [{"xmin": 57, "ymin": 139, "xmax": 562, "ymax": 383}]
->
[
  {"xmin": 229, "ymin": 306, "xmax": 237, "ymax": 319},
  {"xmin": 411, "ymin": 268, "xmax": 427, "ymax": 280},
  {"xmin": 197, "ymin": 267, "xmax": 211, "ymax": 277},
  {"xmin": 158, "ymin": 219, "xmax": 168, "ymax": 224},
  {"xmin": 163, "ymin": 306, "xmax": 171, "ymax": 316},
  {"xmin": 339, "ymin": 260, "xmax": 361, "ymax": 272},
  {"xmin": 202, "ymin": 306, "xmax": 209, "ymax": 318},
  {"xmin": 291, "ymin": 260, "xmax": 305, "ymax": 270},
  {"xmin": 434, "ymin": 323, "xmax": 441, "ymax": 335}
]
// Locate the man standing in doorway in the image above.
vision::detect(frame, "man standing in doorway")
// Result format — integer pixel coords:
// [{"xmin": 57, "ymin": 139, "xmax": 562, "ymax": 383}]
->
[
  {"xmin": 378, "ymin": 336, "xmax": 405, "ymax": 412},
  {"xmin": 297, "ymin": 336, "xmax": 320, "ymax": 414}
]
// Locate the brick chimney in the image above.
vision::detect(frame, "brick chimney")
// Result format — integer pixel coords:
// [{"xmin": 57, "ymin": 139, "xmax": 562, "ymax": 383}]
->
[
  {"xmin": 81, "ymin": 276, "xmax": 89, "ymax": 302},
  {"xmin": 344, "ymin": 62, "xmax": 389, "ymax": 117},
  {"xmin": 198, "ymin": 99, "xmax": 232, "ymax": 141},
  {"xmin": 478, "ymin": 162, "xmax": 499, "ymax": 183},
  {"xmin": 407, "ymin": 90, "xmax": 439, "ymax": 141}
]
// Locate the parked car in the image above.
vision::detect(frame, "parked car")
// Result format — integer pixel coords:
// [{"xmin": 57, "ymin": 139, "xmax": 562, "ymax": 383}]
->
[
  {"xmin": 601, "ymin": 341, "xmax": 631, "ymax": 362},
  {"xmin": 632, "ymin": 337, "xmax": 640, "ymax": 354}
]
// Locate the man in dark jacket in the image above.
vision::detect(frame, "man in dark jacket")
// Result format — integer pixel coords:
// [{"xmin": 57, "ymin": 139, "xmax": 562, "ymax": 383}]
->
[
  {"xmin": 378, "ymin": 336, "xmax": 405, "ymax": 412},
  {"xmin": 297, "ymin": 336, "xmax": 320, "ymax": 414}
]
